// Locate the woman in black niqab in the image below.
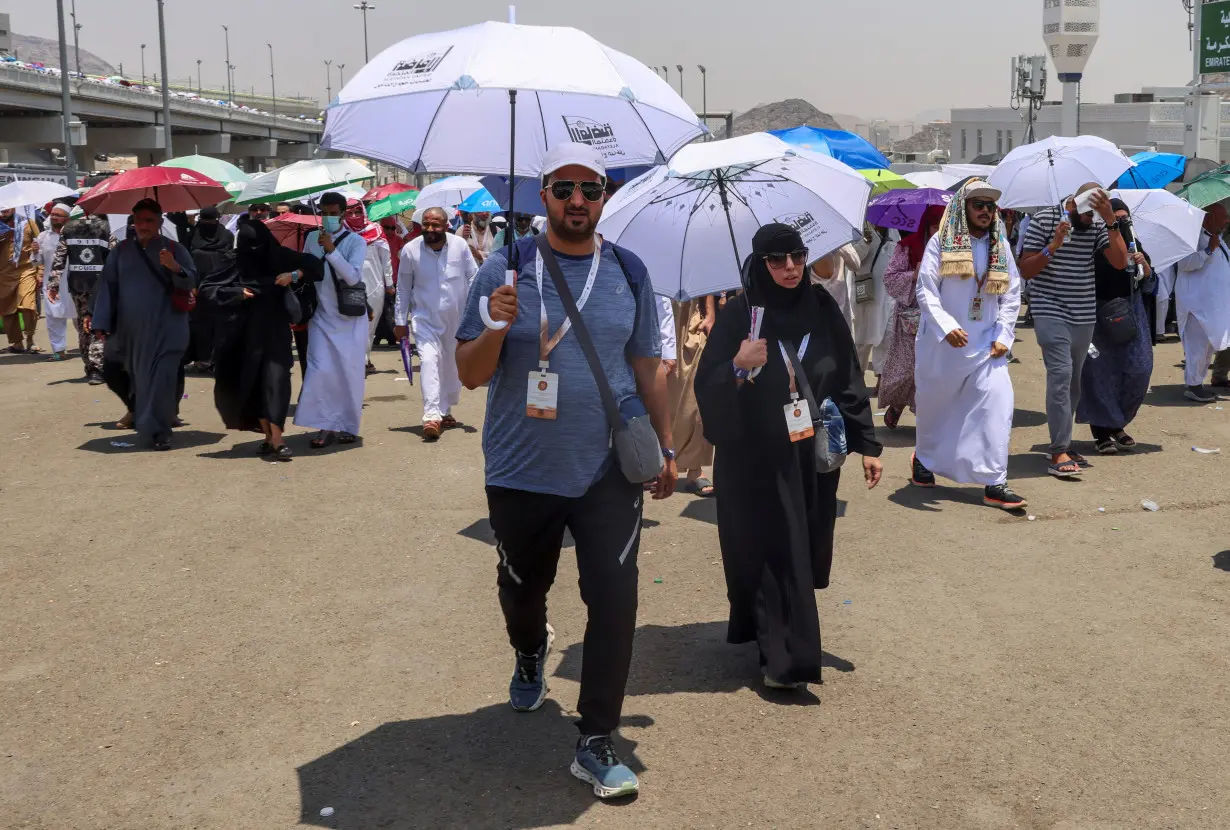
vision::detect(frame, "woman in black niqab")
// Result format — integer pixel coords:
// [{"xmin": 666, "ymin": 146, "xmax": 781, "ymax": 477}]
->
[{"xmin": 695, "ymin": 223, "xmax": 883, "ymax": 690}]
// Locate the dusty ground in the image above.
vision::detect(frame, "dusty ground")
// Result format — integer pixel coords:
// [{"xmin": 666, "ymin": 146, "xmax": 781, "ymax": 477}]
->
[{"xmin": 1, "ymin": 322, "xmax": 1228, "ymax": 830}]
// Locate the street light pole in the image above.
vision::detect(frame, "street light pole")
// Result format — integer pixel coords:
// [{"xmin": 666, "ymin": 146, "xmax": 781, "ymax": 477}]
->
[
  {"xmin": 324, "ymin": 59, "xmax": 333, "ymax": 102},
  {"xmin": 157, "ymin": 0, "xmax": 173, "ymax": 158},
  {"xmin": 698, "ymin": 64, "xmax": 707, "ymax": 139},
  {"xmin": 197, "ymin": 59, "xmax": 202, "ymax": 94},
  {"xmin": 353, "ymin": 2, "xmax": 376, "ymax": 63},
  {"xmin": 267, "ymin": 42, "xmax": 277, "ymax": 119},
  {"xmin": 222, "ymin": 24, "xmax": 233, "ymax": 103},
  {"xmin": 69, "ymin": 0, "xmax": 81, "ymax": 77},
  {"xmin": 676, "ymin": 64, "xmax": 684, "ymax": 99},
  {"xmin": 55, "ymin": 0, "xmax": 77, "ymax": 185},
  {"xmin": 140, "ymin": 43, "xmax": 146, "ymax": 83},
  {"xmin": 661, "ymin": 65, "xmax": 669, "ymax": 86},
  {"xmin": 338, "ymin": 63, "xmax": 346, "ymax": 89}
]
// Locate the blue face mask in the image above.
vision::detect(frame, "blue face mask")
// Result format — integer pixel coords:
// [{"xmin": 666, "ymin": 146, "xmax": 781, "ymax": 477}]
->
[{"xmin": 322, "ymin": 215, "xmax": 342, "ymax": 234}]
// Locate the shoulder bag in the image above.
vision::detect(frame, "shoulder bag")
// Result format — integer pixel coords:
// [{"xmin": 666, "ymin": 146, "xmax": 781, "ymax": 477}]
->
[
  {"xmin": 535, "ymin": 234, "xmax": 663, "ymax": 484},
  {"xmin": 130, "ymin": 239, "xmax": 196, "ymax": 313},
  {"xmin": 780, "ymin": 338, "xmax": 848, "ymax": 474},
  {"xmin": 1095, "ymin": 250, "xmax": 1141, "ymax": 348},
  {"xmin": 325, "ymin": 230, "xmax": 367, "ymax": 317}
]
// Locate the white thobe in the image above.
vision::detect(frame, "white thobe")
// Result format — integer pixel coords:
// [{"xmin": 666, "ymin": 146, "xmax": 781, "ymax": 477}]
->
[
  {"xmin": 294, "ymin": 229, "xmax": 370, "ymax": 435},
  {"xmin": 913, "ymin": 234, "xmax": 1021, "ymax": 486},
  {"xmin": 853, "ymin": 229, "xmax": 899, "ymax": 371},
  {"xmin": 812, "ymin": 244, "xmax": 857, "ymax": 333},
  {"xmin": 395, "ymin": 234, "xmax": 477, "ymax": 423},
  {"xmin": 1175, "ymin": 232, "xmax": 1230, "ymax": 387},
  {"xmin": 658, "ymin": 296, "xmax": 677, "ymax": 361},
  {"xmin": 360, "ymin": 238, "xmax": 393, "ymax": 361},
  {"xmin": 36, "ymin": 228, "xmax": 75, "ymax": 353}
]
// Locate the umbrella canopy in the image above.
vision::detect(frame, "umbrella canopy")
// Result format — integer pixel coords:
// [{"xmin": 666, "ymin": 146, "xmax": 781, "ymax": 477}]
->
[
  {"xmin": 858, "ymin": 168, "xmax": 916, "ymax": 198},
  {"xmin": 942, "ymin": 163, "xmax": 997, "ymax": 181},
  {"xmin": 970, "ymin": 152, "xmax": 1003, "ymax": 165},
  {"xmin": 597, "ymin": 132, "xmax": 872, "ymax": 301},
  {"xmin": 1177, "ymin": 157, "xmax": 1221, "ymax": 185},
  {"xmin": 1110, "ymin": 188, "xmax": 1206, "ymax": 272},
  {"xmin": 1115, "ymin": 152, "xmax": 1185, "ymax": 190},
  {"xmin": 265, "ymin": 213, "xmax": 321, "ymax": 249},
  {"xmin": 78, "ymin": 166, "xmax": 231, "ymax": 215},
  {"xmin": 0, "ymin": 179, "xmax": 77, "ymax": 210},
  {"xmin": 988, "ymin": 135, "xmax": 1134, "ymax": 209},
  {"xmin": 866, "ymin": 187, "xmax": 955, "ymax": 234},
  {"xmin": 1175, "ymin": 165, "xmax": 1230, "ymax": 210},
  {"xmin": 416, "ymin": 175, "xmax": 486, "ymax": 211},
  {"xmin": 363, "ymin": 182, "xmax": 418, "ymax": 202},
  {"xmin": 320, "ymin": 21, "xmax": 705, "ymax": 176},
  {"xmin": 159, "ymin": 154, "xmax": 251, "ymax": 196},
  {"xmin": 902, "ymin": 170, "xmax": 962, "ymax": 190},
  {"xmin": 479, "ymin": 175, "xmax": 547, "ymax": 216},
  {"xmin": 457, "ymin": 187, "xmax": 502, "ymax": 213},
  {"xmin": 768, "ymin": 126, "xmax": 891, "ymax": 170},
  {"xmin": 235, "ymin": 159, "xmax": 374, "ymax": 205},
  {"xmin": 366, "ymin": 189, "xmax": 419, "ymax": 221}
]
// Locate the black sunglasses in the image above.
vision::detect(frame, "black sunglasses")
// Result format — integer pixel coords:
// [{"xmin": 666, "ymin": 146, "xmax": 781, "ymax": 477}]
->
[
  {"xmin": 549, "ymin": 180, "xmax": 606, "ymax": 203},
  {"xmin": 763, "ymin": 248, "xmax": 809, "ymax": 268},
  {"xmin": 968, "ymin": 199, "xmax": 998, "ymax": 212}
]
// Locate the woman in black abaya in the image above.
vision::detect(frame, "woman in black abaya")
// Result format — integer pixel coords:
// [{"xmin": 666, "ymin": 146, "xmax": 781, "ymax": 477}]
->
[
  {"xmin": 202, "ymin": 217, "xmax": 321, "ymax": 460},
  {"xmin": 695, "ymin": 223, "xmax": 883, "ymax": 691}
]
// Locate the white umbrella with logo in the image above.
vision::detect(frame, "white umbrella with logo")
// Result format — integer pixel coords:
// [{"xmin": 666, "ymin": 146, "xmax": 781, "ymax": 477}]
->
[
  {"xmin": 987, "ymin": 135, "xmax": 1134, "ymax": 210},
  {"xmin": 597, "ymin": 132, "xmax": 872, "ymax": 301}
]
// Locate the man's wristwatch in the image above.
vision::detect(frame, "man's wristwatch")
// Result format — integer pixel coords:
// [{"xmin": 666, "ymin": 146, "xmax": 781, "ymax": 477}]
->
[
  {"xmin": 661, "ymin": 447, "xmax": 677, "ymax": 461},
  {"xmin": 1107, "ymin": 220, "xmax": 1122, "ymax": 232}
]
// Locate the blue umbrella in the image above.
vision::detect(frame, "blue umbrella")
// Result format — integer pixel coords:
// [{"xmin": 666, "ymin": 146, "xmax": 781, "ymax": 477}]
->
[
  {"xmin": 457, "ymin": 187, "xmax": 503, "ymax": 213},
  {"xmin": 768, "ymin": 126, "xmax": 891, "ymax": 170},
  {"xmin": 1116, "ymin": 152, "xmax": 1185, "ymax": 190}
]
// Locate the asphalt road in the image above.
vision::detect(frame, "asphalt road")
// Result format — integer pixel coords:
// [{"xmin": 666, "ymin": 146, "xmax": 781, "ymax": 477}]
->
[{"xmin": 1, "ymin": 323, "xmax": 1228, "ymax": 829}]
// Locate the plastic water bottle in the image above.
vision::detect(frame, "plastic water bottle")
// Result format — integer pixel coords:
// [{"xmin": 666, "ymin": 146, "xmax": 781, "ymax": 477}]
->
[
  {"xmin": 1088, "ymin": 343, "xmax": 1100, "ymax": 359},
  {"xmin": 1126, "ymin": 240, "xmax": 1139, "ymax": 280}
]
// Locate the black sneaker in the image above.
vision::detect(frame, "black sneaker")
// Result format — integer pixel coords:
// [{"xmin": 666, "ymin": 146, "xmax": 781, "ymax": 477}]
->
[
  {"xmin": 1185, "ymin": 385, "xmax": 1216, "ymax": 403},
  {"xmin": 910, "ymin": 453, "xmax": 935, "ymax": 488},
  {"xmin": 86, "ymin": 371, "xmax": 104, "ymax": 385},
  {"xmin": 508, "ymin": 623, "xmax": 554, "ymax": 712},
  {"xmin": 984, "ymin": 484, "xmax": 1026, "ymax": 510}
]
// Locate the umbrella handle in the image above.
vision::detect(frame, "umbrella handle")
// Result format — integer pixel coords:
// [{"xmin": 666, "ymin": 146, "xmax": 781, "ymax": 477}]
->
[{"xmin": 479, "ymin": 269, "xmax": 516, "ymax": 330}]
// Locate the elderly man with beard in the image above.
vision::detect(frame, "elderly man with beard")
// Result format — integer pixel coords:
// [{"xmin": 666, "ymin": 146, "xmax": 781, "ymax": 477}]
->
[
  {"xmin": 455, "ymin": 142, "xmax": 674, "ymax": 801},
  {"xmin": 460, "ymin": 210, "xmax": 497, "ymax": 265},
  {"xmin": 1020, "ymin": 183, "xmax": 1128, "ymax": 478},
  {"xmin": 393, "ymin": 206, "xmax": 478, "ymax": 440}
]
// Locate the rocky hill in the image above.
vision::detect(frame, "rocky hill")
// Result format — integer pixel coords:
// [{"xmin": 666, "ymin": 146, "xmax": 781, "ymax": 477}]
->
[
  {"xmin": 9, "ymin": 32, "xmax": 117, "ymax": 76},
  {"xmin": 719, "ymin": 98, "xmax": 843, "ymax": 138},
  {"xmin": 891, "ymin": 122, "xmax": 952, "ymax": 158}
]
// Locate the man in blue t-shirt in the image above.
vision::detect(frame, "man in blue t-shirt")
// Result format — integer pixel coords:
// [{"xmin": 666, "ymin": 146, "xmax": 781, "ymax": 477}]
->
[{"xmin": 456, "ymin": 142, "xmax": 675, "ymax": 800}]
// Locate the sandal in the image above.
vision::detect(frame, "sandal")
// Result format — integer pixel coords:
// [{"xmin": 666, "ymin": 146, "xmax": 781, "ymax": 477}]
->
[
  {"xmin": 4, "ymin": 344, "xmax": 25, "ymax": 354},
  {"xmin": 883, "ymin": 406, "xmax": 901, "ymax": 430},
  {"xmin": 1112, "ymin": 431, "xmax": 1136, "ymax": 449},
  {"xmin": 25, "ymin": 343, "xmax": 41, "ymax": 353},
  {"xmin": 1094, "ymin": 438, "xmax": 1118, "ymax": 455},
  {"xmin": 46, "ymin": 352, "xmax": 64, "ymax": 361},
  {"xmin": 115, "ymin": 413, "xmax": 135, "ymax": 430},
  {"xmin": 256, "ymin": 441, "xmax": 275, "ymax": 456},
  {"xmin": 441, "ymin": 414, "xmax": 459, "ymax": 430},
  {"xmin": 310, "ymin": 430, "xmax": 334, "ymax": 449},
  {"xmin": 1068, "ymin": 452, "xmax": 1092, "ymax": 469},
  {"xmin": 681, "ymin": 476, "xmax": 715, "ymax": 497},
  {"xmin": 1047, "ymin": 458, "xmax": 1083, "ymax": 478},
  {"xmin": 337, "ymin": 432, "xmax": 358, "ymax": 444}
]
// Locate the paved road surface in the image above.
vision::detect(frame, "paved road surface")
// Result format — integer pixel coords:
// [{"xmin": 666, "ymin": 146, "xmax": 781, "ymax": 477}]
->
[{"xmin": 1, "ymin": 324, "xmax": 1228, "ymax": 829}]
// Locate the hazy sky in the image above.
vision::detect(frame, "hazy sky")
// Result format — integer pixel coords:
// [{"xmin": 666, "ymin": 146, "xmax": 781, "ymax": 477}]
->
[{"xmin": 11, "ymin": 1, "xmax": 1196, "ymax": 122}]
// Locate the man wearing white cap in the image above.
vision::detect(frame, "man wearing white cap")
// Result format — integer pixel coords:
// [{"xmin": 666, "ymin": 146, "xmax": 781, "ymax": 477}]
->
[
  {"xmin": 456, "ymin": 142, "xmax": 675, "ymax": 800},
  {"xmin": 910, "ymin": 180, "xmax": 1027, "ymax": 510},
  {"xmin": 35, "ymin": 202, "xmax": 76, "ymax": 360}
]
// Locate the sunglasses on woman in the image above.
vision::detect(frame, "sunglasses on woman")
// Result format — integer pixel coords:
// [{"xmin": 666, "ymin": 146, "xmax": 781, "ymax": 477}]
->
[
  {"xmin": 549, "ymin": 180, "xmax": 606, "ymax": 203},
  {"xmin": 763, "ymin": 248, "xmax": 809, "ymax": 268}
]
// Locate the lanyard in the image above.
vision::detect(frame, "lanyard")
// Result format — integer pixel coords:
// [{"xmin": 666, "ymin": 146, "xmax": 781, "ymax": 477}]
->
[
  {"xmin": 777, "ymin": 334, "xmax": 811, "ymax": 398},
  {"xmin": 535, "ymin": 244, "xmax": 602, "ymax": 368}
]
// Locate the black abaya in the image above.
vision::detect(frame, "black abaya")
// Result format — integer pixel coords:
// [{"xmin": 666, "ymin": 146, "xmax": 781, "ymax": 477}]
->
[
  {"xmin": 184, "ymin": 221, "xmax": 235, "ymax": 369},
  {"xmin": 695, "ymin": 281, "xmax": 881, "ymax": 685}
]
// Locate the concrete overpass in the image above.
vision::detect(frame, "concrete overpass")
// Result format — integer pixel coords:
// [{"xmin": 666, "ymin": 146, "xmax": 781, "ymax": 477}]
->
[{"xmin": 0, "ymin": 63, "xmax": 323, "ymax": 172}]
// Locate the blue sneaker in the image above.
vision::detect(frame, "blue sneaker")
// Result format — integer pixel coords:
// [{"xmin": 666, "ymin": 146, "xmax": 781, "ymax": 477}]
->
[
  {"xmin": 508, "ymin": 623, "xmax": 554, "ymax": 712},
  {"xmin": 571, "ymin": 734, "xmax": 639, "ymax": 799}
]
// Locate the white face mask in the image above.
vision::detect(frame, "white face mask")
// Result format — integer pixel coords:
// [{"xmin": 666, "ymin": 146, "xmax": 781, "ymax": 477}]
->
[{"xmin": 322, "ymin": 216, "xmax": 342, "ymax": 234}]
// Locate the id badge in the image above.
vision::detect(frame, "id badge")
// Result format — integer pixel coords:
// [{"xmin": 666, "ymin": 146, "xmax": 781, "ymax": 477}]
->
[
  {"xmin": 526, "ymin": 372, "xmax": 559, "ymax": 420},
  {"xmin": 784, "ymin": 398, "xmax": 815, "ymax": 442},
  {"xmin": 968, "ymin": 295, "xmax": 984, "ymax": 322}
]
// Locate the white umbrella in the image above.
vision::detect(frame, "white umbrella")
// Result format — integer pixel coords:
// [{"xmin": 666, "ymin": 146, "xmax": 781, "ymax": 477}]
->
[
  {"xmin": 941, "ymin": 163, "xmax": 997, "ymax": 182},
  {"xmin": 598, "ymin": 133, "xmax": 873, "ymax": 301},
  {"xmin": 988, "ymin": 135, "xmax": 1134, "ymax": 209},
  {"xmin": 415, "ymin": 175, "xmax": 485, "ymax": 211},
  {"xmin": 1110, "ymin": 189, "xmax": 1206, "ymax": 272},
  {"xmin": 903, "ymin": 170, "xmax": 961, "ymax": 190},
  {"xmin": 320, "ymin": 21, "xmax": 704, "ymax": 177},
  {"xmin": 235, "ymin": 159, "xmax": 374, "ymax": 205},
  {"xmin": 0, "ymin": 179, "xmax": 77, "ymax": 210}
]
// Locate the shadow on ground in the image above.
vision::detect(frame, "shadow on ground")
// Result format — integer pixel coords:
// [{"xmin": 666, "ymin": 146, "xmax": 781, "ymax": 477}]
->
[
  {"xmin": 77, "ymin": 430, "xmax": 225, "ymax": 454},
  {"xmin": 1146, "ymin": 384, "xmax": 1218, "ymax": 408},
  {"xmin": 554, "ymin": 621, "xmax": 852, "ymax": 706},
  {"xmin": 296, "ymin": 701, "xmax": 647, "ymax": 829},
  {"xmin": 887, "ymin": 483, "xmax": 985, "ymax": 512},
  {"xmin": 1214, "ymin": 550, "xmax": 1230, "ymax": 572},
  {"xmin": 876, "ymin": 425, "xmax": 917, "ymax": 449},
  {"xmin": 390, "ymin": 423, "xmax": 479, "ymax": 438},
  {"xmin": 1012, "ymin": 408, "xmax": 1048, "ymax": 428}
]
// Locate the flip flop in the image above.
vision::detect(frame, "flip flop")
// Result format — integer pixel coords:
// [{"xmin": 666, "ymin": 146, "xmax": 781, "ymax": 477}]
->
[
  {"xmin": 1048, "ymin": 460, "xmax": 1082, "ymax": 478},
  {"xmin": 337, "ymin": 432, "xmax": 358, "ymax": 444},
  {"xmin": 1068, "ymin": 452, "xmax": 1092, "ymax": 469},
  {"xmin": 681, "ymin": 476, "xmax": 715, "ymax": 497},
  {"xmin": 310, "ymin": 430, "xmax": 334, "ymax": 449},
  {"xmin": 4, "ymin": 345, "xmax": 25, "ymax": 355}
]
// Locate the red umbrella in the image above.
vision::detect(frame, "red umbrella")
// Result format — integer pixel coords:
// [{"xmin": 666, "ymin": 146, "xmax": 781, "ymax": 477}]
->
[
  {"xmin": 265, "ymin": 213, "xmax": 321, "ymax": 250},
  {"xmin": 78, "ymin": 166, "xmax": 232, "ymax": 215},
  {"xmin": 363, "ymin": 182, "xmax": 418, "ymax": 202}
]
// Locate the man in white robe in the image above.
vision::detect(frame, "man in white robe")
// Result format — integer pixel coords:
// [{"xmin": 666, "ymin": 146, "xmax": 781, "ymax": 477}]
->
[
  {"xmin": 394, "ymin": 207, "xmax": 478, "ymax": 440},
  {"xmin": 910, "ymin": 181, "xmax": 1026, "ymax": 510},
  {"xmin": 852, "ymin": 226, "xmax": 898, "ymax": 373},
  {"xmin": 1174, "ymin": 203, "xmax": 1230, "ymax": 403},
  {"xmin": 35, "ymin": 203, "xmax": 76, "ymax": 360},
  {"xmin": 294, "ymin": 191, "xmax": 370, "ymax": 445}
]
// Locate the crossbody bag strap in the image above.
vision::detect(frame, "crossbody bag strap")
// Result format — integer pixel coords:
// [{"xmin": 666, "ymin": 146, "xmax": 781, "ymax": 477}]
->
[
  {"xmin": 129, "ymin": 239, "xmax": 177, "ymax": 297},
  {"xmin": 534, "ymin": 234, "xmax": 623, "ymax": 433},
  {"xmin": 782, "ymin": 338, "xmax": 821, "ymax": 422},
  {"xmin": 324, "ymin": 229, "xmax": 353, "ymax": 287}
]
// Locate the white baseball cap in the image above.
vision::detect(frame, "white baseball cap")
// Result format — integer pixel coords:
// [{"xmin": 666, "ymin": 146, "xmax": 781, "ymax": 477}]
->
[
  {"xmin": 963, "ymin": 180, "xmax": 1002, "ymax": 203},
  {"xmin": 541, "ymin": 142, "xmax": 606, "ymax": 180}
]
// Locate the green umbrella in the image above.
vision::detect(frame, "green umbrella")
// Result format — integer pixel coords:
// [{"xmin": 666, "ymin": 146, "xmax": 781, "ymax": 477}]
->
[
  {"xmin": 366, "ymin": 189, "xmax": 418, "ymax": 221},
  {"xmin": 1176, "ymin": 165, "xmax": 1230, "ymax": 210},
  {"xmin": 858, "ymin": 168, "xmax": 916, "ymax": 198},
  {"xmin": 159, "ymin": 154, "xmax": 251, "ymax": 197}
]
